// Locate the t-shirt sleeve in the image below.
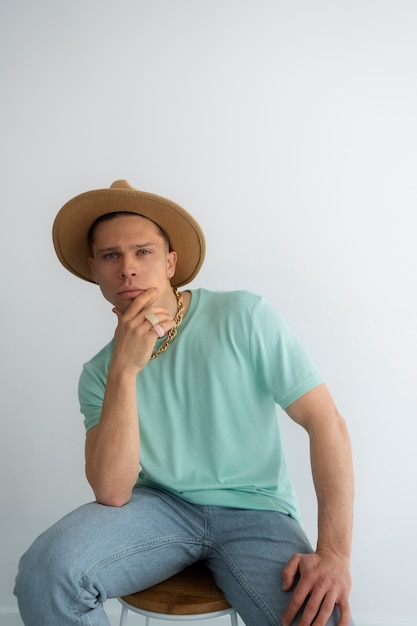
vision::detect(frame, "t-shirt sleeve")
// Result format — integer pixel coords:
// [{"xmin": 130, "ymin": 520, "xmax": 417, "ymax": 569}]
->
[
  {"xmin": 78, "ymin": 362, "xmax": 107, "ymax": 432},
  {"xmin": 249, "ymin": 297, "xmax": 323, "ymax": 409}
]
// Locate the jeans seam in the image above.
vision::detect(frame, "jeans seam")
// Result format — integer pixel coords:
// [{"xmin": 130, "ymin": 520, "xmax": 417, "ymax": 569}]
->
[
  {"xmin": 208, "ymin": 542, "xmax": 279, "ymax": 626},
  {"xmin": 202, "ymin": 506, "xmax": 213, "ymax": 557},
  {"xmin": 71, "ymin": 536, "xmax": 202, "ymax": 619}
]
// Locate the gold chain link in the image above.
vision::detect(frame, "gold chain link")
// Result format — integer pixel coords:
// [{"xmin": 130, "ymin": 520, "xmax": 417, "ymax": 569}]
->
[{"xmin": 150, "ymin": 288, "xmax": 184, "ymax": 360}]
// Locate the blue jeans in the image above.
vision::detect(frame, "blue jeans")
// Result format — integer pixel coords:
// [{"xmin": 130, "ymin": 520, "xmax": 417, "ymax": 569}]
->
[{"xmin": 14, "ymin": 486, "xmax": 353, "ymax": 625}]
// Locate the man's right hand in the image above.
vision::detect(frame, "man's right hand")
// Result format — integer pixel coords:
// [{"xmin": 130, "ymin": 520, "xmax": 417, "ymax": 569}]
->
[{"xmin": 111, "ymin": 287, "xmax": 176, "ymax": 373}]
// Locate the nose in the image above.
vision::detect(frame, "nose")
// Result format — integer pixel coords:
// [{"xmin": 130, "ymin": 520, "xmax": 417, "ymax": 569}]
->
[{"xmin": 118, "ymin": 256, "xmax": 137, "ymax": 278}]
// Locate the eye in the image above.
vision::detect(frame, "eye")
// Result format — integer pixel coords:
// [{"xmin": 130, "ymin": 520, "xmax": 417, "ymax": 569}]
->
[
  {"xmin": 137, "ymin": 249, "xmax": 151, "ymax": 256},
  {"xmin": 104, "ymin": 252, "xmax": 119, "ymax": 260}
]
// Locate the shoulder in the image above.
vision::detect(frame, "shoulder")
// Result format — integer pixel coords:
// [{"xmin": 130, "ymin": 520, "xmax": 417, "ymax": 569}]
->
[
  {"xmin": 193, "ymin": 288, "xmax": 263, "ymax": 311},
  {"xmin": 194, "ymin": 289, "xmax": 283, "ymax": 324},
  {"xmin": 189, "ymin": 289, "xmax": 286, "ymax": 339}
]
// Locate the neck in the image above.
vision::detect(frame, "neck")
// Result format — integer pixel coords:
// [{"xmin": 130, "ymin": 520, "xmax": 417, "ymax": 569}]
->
[
  {"xmin": 167, "ymin": 286, "xmax": 190, "ymax": 318},
  {"xmin": 179, "ymin": 289, "xmax": 191, "ymax": 316},
  {"xmin": 150, "ymin": 287, "xmax": 186, "ymax": 360}
]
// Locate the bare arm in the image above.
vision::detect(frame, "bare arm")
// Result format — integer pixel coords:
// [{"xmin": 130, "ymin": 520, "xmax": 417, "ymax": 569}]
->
[
  {"xmin": 85, "ymin": 367, "xmax": 140, "ymax": 508},
  {"xmin": 85, "ymin": 289, "xmax": 175, "ymax": 507},
  {"xmin": 281, "ymin": 383, "xmax": 354, "ymax": 626}
]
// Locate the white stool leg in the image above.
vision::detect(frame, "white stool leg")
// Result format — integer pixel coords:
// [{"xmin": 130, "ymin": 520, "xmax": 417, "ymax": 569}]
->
[
  {"xmin": 230, "ymin": 610, "xmax": 238, "ymax": 626},
  {"xmin": 119, "ymin": 604, "xmax": 128, "ymax": 626}
]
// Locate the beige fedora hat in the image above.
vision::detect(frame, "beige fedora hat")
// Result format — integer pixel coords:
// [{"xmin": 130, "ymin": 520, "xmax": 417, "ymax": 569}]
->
[{"xmin": 52, "ymin": 180, "xmax": 206, "ymax": 288}]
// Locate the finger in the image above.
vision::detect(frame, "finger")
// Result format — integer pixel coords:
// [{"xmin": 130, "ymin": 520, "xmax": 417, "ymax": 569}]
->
[
  {"xmin": 311, "ymin": 592, "xmax": 339, "ymax": 626},
  {"xmin": 282, "ymin": 553, "xmax": 300, "ymax": 591},
  {"xmin": 281, "ymin": 580, "xmax": 312, "ymax": 626},
  {"xmin": 145, "ymin": 312, "xmax": 159, "ymax": 326},
  {"xmin": 123, "ymin": 288, "xmax": 160, "ymax": 318},
  {"xmin": 299, "ymin": 589, "xmax": 333, "ymax": 626},
  {"xmin": 335, "ymin": 598, "xmax": 351, "ymax": 626},
  {"xmin": 145, "ymin": 313, "xmax": 165, "ymax": 338},
  {"xmin": 112, "ymin": 307, "xmax": 123, "ymax": 320}
]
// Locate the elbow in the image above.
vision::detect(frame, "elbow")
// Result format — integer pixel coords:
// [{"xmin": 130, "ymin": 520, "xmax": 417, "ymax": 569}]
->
[
  {"xmin": 86, "ymin": 473, "xmax": 134, "ymax": 507},
  {"xmin": 94, "ymin": 489, "xmax": 132, "ymax": 508},
  {"xmin": 85, "ymin": 460, "xmax": 138, "ymax": 507}
]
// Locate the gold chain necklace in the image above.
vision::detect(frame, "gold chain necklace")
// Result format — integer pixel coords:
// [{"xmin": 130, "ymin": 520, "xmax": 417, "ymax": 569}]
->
[{"xmin": 150, "ymin": 288, "xmax": 184, "ymax": 360}]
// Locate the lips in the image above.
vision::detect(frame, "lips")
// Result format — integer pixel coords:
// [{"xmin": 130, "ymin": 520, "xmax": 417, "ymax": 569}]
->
[{"xmin": 117, "ymin": 288, "xmax": 145, "ymax": 299}]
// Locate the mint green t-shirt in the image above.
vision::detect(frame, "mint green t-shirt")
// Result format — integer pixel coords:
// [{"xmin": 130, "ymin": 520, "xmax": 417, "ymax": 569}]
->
[{"xmin": 79, "ymin": 289, "xmax": 323, "ymax": 521}]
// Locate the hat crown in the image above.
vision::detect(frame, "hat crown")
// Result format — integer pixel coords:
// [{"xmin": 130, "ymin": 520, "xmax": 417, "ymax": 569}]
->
[{"xmin": 110, "ymin": 179, "xmax": 134, "ymax": 190}]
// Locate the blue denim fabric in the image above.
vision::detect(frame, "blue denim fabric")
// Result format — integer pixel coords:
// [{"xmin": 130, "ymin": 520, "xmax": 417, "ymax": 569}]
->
[{"xmin": 14, "ymin": 486, "xmax": 353, "ymax": 625}]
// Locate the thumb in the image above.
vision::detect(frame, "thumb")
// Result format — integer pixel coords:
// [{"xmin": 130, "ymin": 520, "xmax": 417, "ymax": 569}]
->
[
  {"xmin": 282, "ymin": 554, "xmax": 300, "ymax": 591},
  {"xmin": 112, "ymin": 307, "xmax": 123, "ymax": 321}
]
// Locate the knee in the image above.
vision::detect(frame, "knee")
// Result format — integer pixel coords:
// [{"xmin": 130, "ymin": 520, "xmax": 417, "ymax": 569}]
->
[{"xmin": 15, "ymin": 525, "xmax": 73, "ymax": 599}]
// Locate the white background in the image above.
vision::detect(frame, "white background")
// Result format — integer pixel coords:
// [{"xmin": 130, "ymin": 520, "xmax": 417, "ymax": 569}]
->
[{"xmin": 1, "ymin": 2, "xmax": 416, "ymax": 625}]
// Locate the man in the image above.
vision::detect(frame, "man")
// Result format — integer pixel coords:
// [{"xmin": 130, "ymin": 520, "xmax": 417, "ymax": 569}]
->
[{"xmin": 15, "ymin": 180, "xmax": 354, "ymax": 625}]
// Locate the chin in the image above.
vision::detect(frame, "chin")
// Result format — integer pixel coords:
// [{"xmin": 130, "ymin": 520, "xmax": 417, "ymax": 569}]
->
[{"xmin": 115, "ymin": 297, "xmax": 135, "ymax": 312}]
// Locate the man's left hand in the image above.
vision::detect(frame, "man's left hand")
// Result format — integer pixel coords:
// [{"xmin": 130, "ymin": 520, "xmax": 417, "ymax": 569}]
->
[{"xmin": 281, "ymin": 551, "xmax": 352, "ymax": 626}]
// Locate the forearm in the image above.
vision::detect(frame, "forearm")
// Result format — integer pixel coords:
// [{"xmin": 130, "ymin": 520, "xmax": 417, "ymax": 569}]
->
[
  {"xmin": 309, "ymin": 413, "xmax": 354, "ymax": 560},
  {"xmin": 283, "ymin": 385, "xmax": 354, "ymax": 624},
  {"xmin": 85, "ymin": 365, "xmax": 140, "ymax": 507},
  {"xmin": 84, "ymin": 291, "xmax": 175, "ymax": 506},
  {"xmin": 285, "ymin": 384, "xmax": 354, "ymax": 559}
]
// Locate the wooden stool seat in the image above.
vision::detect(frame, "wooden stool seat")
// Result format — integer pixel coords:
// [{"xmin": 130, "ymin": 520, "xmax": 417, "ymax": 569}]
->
[{"xmin": 118, "ymin": 561, "xmax": 238, "ymax": 624}]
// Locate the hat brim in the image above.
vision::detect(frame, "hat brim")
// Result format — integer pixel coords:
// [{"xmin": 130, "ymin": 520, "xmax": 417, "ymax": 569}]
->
[{"xmin": 52, "ymin": 185, "xmax": 205, "ymax": 288}]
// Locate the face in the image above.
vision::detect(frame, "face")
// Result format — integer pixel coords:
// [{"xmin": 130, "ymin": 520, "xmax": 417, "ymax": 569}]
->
[{"xmin": 88, "ymin": 214, "xmax": 177, "ymax": 312}]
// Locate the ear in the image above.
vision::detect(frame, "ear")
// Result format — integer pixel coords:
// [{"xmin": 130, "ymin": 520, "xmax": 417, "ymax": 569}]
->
[
  {"xmin": 167, "ymin": 251, "xmax": 177, "ymax": 279},
  {"xmin": 88, "ymin": 257, "xmax": 97, "ymax": 282}
]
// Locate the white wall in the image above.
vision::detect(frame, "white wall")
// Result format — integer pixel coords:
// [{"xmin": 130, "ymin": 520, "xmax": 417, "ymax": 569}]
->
[{"xmin": 1, "ymin": 1, "xmax": 416, "ymax": 625}]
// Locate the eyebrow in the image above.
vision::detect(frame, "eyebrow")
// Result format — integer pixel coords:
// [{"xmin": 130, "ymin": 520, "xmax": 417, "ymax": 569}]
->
[{"xmin": 95, "ymin": 242, "xmax": 157, "ymax": 254}]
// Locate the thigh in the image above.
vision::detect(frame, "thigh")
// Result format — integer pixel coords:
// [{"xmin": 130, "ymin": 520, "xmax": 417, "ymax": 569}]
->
[
  {"xmin": 206, "ymin": 508, "xmax": 347, "ymax": 626},
  {"xmin": 17, "ymin": 486, "xmax": 206, "ymax": 599}
]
